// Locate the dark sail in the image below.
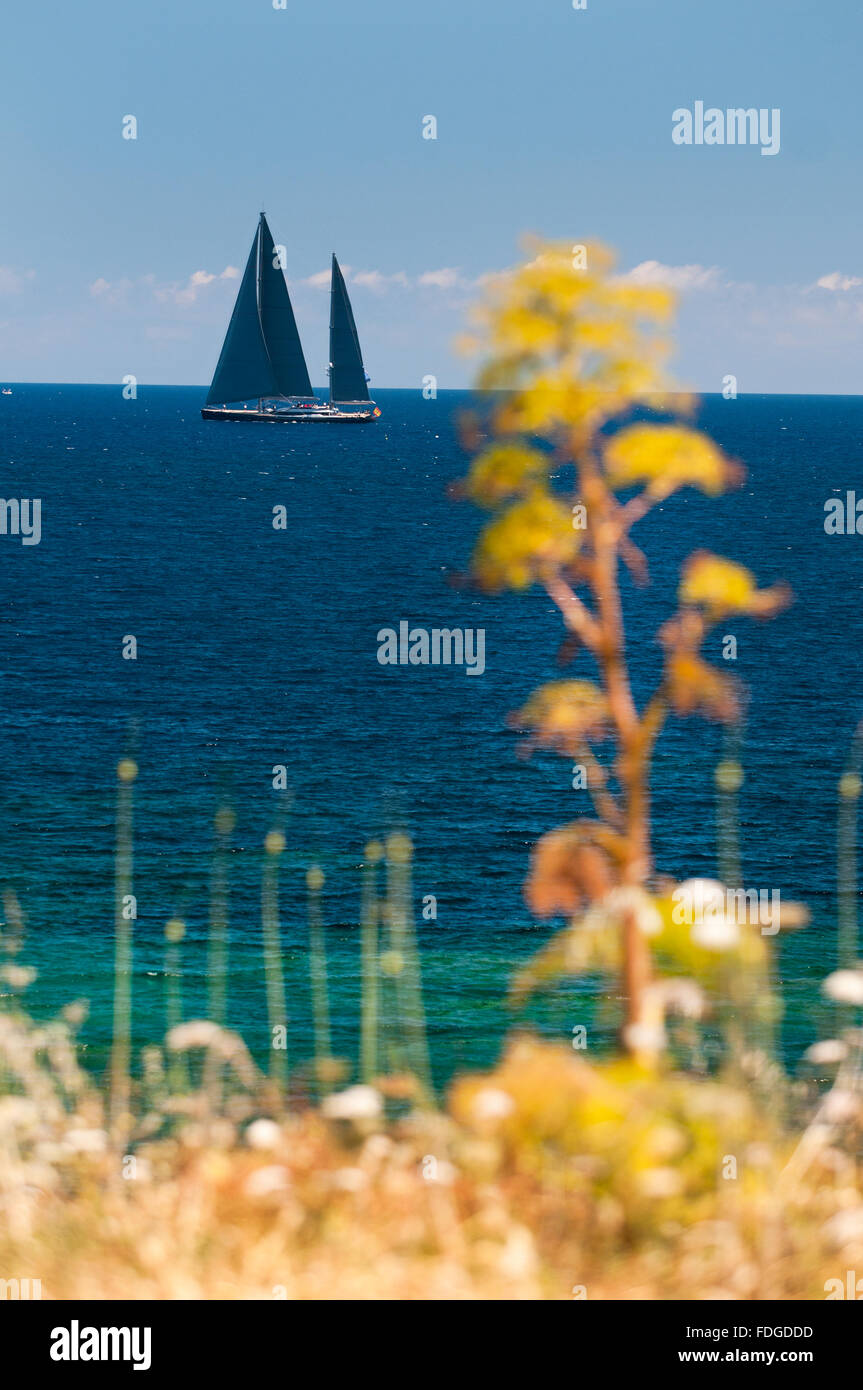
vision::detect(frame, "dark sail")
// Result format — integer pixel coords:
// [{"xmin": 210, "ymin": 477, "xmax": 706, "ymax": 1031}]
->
[
  {"xmin": 259, "ymin": 215, "xmax": 314, "ymax": 399},
  {"xmin": 329, "ymin": 255, "xmax": 370, "ymax": 403},
  {"xmin": 205, "ymin": 225, "xmax": 276, "ymax": 406}
]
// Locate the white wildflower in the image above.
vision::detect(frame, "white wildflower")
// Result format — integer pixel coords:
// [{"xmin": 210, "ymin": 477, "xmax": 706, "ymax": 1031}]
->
[
  {"xmin": 0, "ymin": 1096, "xmax": 38, "ymax": 1127},
  {"xmin": 65, "ymin": 1128, "xmax": 108, "ymax": 1155},
  {"xmin": 822, "ymin": 970, "xmax": 863, "ymax": 1007},
  {"xmin": 1, "ymin": 965, "xmax": 36, "ymax": 990},
  {"xmin": 803, "ymin": 1039, "xmax": 848, "ymax": 1066},
  {"xmin": 622, "ymin": 1021, "xmax": 666, "ymax": 1053},
  {"xmin": 822, "ymin": 1207, "xmax": 863, "ymax": 1250},
  {"xmin": 470, "ymin": 1087, "xmax": 515, "ymax": 1124},
  {"xmin": 692, "ymin": 913, "xmax": 740, "ymax": 951},
  {"xmin": 497, "ymin": 1225, "xmax": 538, "ymax": 1278},
  {"xmin": 245, "ymin": 1119, "xmax": 282, "ymax": 1151},
  {"xmin": 321, "ymin": 1085, "xmax": 382, "ymax": 1122},
  {"xmin": 166, "ymin": 1020, "xmax": 224, "ymax": 1051},
  {"xmin": 244, "ymin": 1165, "xmax": 290, "ymax": 1198},
  {"xmin": 656, "ymin": 978, "xmax": 705, "ymax": 1020},
  {"xmin": 821, "ymin": 1089, "xmax": 860, "ymax": 1125}
]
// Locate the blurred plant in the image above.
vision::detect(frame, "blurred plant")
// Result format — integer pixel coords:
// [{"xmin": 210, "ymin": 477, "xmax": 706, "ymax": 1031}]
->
[
  {"xmin": 163, "ymin": 917, "xmax": 188, "ymax": 1095},
  {"xmin": 360, "ymin": 840, "xmax": 383, "ymax": 1084},
  {"xmin": 110, "ymin": 757, "xmax": 137, "ymax": 1142},
  {"xmin": 376, "ymin": 832, "xmax": 432, "ymax": 1103},
  {"xmin": 207, "ymin": 804, "xmax": 234, "ymax": 1026},
  {"xmin": 261, "ymin": 830, "xmax": 288, "ymax": 1100},
  {"xmin": 306, "ymin": 864, "xmax": 339, "ymax": 1097},
  {"xmin": 837, "ymin": 722, "xmax": 863, "ymax": 973},
  {"xmin": 458, "ymin": 240, "xmax": 793, "ymax": 1059}
]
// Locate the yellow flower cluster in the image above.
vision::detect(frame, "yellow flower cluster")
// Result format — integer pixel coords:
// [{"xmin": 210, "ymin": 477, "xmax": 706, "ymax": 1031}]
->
[
  {"xmin": 604, "ymin": 423, "xmax": 736, "ymax": 497},
  {"xmin": 473, "ymin": 489, "xmax": 579, "ymax": 591}
]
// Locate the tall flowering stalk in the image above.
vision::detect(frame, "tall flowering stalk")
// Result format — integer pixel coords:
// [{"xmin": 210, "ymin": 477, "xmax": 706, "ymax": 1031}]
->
[
  {"xmin": 459, "ymin": 240, "xmax": 790, "ymax": 1055},
  {"xmin": 306, "ymin": 865, "xmax": 333, "ymax": 1096},
  {"xmin": 261, "ymin": 830, "xmax": 288, "ymax": 1096},
  {"xmin": 837, "ymin": 722, "xmax": 863, "ymax": 971},
  {"xmin": 110, "ymin": 758, "xmax": 137, "ymax": 1140},
  {"xmin": 360, "ymin": 841, "xmax": 383, "ymax": 1084},
  {"xmin": 207, "ymin": 805, "xmax": 234, "ymax": 1026}
]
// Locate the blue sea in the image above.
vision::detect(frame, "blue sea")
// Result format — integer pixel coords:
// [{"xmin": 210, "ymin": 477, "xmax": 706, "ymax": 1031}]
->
[{"xmin": 0, "ymin": 386, "xmax": 861, "ymax": 1088}]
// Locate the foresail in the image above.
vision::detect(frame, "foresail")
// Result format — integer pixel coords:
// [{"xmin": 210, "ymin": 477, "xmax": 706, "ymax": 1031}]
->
[
  {"xmin": 206, "ymin": 226, "xmax": 276, "ymax": 405},
  {"xmin": 329, "ymin": 255, "xmax": 370, "ymax": 403},
  {"xmin": 259, "ymin": 216, "xmax": 314, "ymax": 399}
]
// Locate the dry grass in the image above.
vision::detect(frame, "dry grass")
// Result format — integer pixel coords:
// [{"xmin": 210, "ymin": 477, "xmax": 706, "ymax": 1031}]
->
[{"xmin": 2, "ymin": 997, "xmax": 862, "ymax": 1301}]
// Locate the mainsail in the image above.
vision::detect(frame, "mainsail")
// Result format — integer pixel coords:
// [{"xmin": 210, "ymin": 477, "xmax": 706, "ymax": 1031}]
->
[
  {"xmin": 205, "ymin": 214, "xmax": 313, "ymax": 406},
  {"xmin": 329, "ymin": 255, "xmax": 370, "ymax": 403},
  {"xmin": 259, "ymin": 218, "xmax": 313, "ymax": 400}
]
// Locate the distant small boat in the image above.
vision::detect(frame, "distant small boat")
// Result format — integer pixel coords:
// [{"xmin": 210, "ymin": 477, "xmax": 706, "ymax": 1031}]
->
[
  {"xmin": 201, "ymin": 213, "xmax": 380, "ymax": 425},
  {"xmin": 1, "ymin": 388, "xmax": 12, "ymax": 396}
]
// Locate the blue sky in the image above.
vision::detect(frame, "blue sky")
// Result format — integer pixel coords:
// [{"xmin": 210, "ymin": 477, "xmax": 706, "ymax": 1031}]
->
[{"xmin": 1, "ymin": 0, "xmax": 861, "ymax": 391}]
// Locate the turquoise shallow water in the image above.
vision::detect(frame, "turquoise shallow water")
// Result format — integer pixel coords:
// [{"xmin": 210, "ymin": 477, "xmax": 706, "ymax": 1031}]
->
[{"xmin": 0, "ymin": 385, "xmax": 860, "ymax": 1087}]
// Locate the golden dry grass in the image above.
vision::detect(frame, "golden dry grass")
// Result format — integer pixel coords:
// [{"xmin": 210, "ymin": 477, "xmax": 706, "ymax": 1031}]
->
[{"xmin": 2, "ymin": 1022, "xmax": 862, "ymax": 1301}]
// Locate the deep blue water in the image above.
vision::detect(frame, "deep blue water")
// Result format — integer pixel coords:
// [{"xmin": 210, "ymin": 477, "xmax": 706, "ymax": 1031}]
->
[{"xmin": 0, "ymin": 385, "xmax": 860, "ymax": 1088}]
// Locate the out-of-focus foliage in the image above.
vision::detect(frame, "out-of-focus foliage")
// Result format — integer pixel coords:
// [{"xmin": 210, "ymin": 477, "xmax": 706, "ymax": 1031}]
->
[
  {"xmin": 665, "ymin": 652, "xmax": 738, "ymax": 722},
  {"xmin": 472, "ymin": 489, "xmax": 579, "ymax": 592},
  {"xmin": 462, "ymin": 442, "xmax": 550, "ymax": 506},
  {"xmin": 680, "ymin": 551, "xmax": 791, "ymax": 619},
  {"xmin": 458, "ymin": 238, "xmax": 794, "ymax": 1060},
  {"xmin": 511, "ymin": 680, "xmax": 610, "ymax": 755},
  {"xmin": 604, "ymin": 423, "xmax": 739, "ymax": 497},
  {"xmin": 458, "ymin": 240, "xmax": 679, "ymax": 442}
]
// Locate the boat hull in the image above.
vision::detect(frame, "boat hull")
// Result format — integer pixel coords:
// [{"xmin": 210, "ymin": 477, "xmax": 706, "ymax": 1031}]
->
[{"xmin": 201, "ymin": 406, "xmax": 378, "ymax": 424}]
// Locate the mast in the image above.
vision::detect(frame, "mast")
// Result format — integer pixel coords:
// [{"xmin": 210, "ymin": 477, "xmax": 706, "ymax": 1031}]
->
[
  {"xmin": 257, "ymin": 211, "xmax": 264, "ymax": 410},
  {"xmin": 328, "ymin": 258, "xmax": 333, "ymax": 402}
]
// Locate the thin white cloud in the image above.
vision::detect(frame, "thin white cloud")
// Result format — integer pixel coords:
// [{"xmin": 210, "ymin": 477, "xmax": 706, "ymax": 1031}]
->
[
  {"xmin": 0, "ymin": 266, "xmax": 35, "ymax": 294},
  {"xmin": 814, "ymin": 271, "xmax": 863, "ymax": 292},
  {"xmin": 89, "ymin": 276, "xmax": 133, "ymax": 305},
  {"xmin": 300, "ymin": 269, "xmax": 332, "ymax": 289},
  {"xmin": 351, "ymin": 269, "xmax": 410, "ymax": 291},
  {"xmin": 91, "ymin": 267, "xmax": 239, "ymax": 308},
  {"xmin": 417, "ymin": 267, "xmax": 463, "ymax": 289},
  {"xmin": 162, "ymin": 266, "xmax": 238, "ymax": 306},
  {"xmin": 300, "ymin": 266, "xmax": 467, "ymax": 293},
  {"xmin": 622, "ymin": 260, "xmax": 721, "ymax": 291}
]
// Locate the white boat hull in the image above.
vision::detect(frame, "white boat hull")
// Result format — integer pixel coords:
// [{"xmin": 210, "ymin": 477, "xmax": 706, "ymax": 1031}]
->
[{"xmin": 202, "ymin": 404, "xmax": 378, "ymax": 424}]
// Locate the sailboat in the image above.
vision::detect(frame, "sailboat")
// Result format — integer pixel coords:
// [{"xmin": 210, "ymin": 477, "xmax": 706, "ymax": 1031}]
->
[{"xmin": 201, "ymin": 213, "xmax": 380, "ymax": 424}]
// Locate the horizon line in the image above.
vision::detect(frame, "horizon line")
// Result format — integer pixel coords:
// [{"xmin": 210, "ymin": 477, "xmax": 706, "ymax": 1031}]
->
[{"xmin": 1, "ymin": 382, "xmax": 862, "ymax": 399}]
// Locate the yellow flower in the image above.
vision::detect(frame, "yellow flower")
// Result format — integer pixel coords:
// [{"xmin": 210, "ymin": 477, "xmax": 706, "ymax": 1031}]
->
[
  {"xmin": 680, "ymin": 552, "xmax": 790, "ymax": 618},
  {"xmin": 511, "ymin": 680, "xmax": 609, "ymax": 754},
  {"xmin": 604, "ymin": 424, "xmax": 736, "ymax": 497},
  {"xmin": 473, "ymin": 488, "xmax": 580, "ymax": 591},
  {"xmin": 465, "ymin": 443, "xmax": 549, "ymax": 507},
  {"xmin": 666, "ymin": 653, "xmax": 738, "ymax": 722}
]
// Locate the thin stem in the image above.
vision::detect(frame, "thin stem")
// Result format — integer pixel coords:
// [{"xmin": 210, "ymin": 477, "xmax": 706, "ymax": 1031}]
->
[
  {"xmin": 580, "ymin": 457, "xmax": 653, "ymax": 1045},
  {"xmin": 261, "ymin": 832, "xmax": 288, "ymax": 1096},
  {"xmin": 306, "ymin": 866, "xmax": 333, "ymax": 1096},
  {"xmin": 360, "ymin": 844, "xmax": 382, "ymax": 1085},
  {"xmin": 207, "ymin": 806, "xmax": 234, "ymax": 1026},
  {"xmin": 110, "ymin": 759, "xmax": 136, "ymax": 1143},
  {"xmin": 544, "ymin": 574, "xmax": 602, "ymax": 651}
]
